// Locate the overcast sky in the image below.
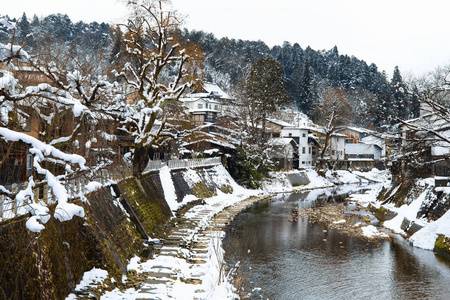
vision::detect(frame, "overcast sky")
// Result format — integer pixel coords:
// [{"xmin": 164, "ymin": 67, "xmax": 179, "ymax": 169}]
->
[{"xmin": 4, "ymin": 0, "xmax": 450, "ymax": 77}]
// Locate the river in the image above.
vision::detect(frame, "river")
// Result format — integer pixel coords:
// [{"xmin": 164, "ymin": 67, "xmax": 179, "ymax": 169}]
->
[{"xmin": 222, "ymin": 186, "xmax": 450, "ymax": 300}]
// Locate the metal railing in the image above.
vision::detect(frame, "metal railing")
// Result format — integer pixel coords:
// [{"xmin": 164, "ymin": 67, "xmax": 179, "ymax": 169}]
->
[
  {"xmin": 1, "ymin": 157, "xmax": 222, "ymax": 222},
  {"xmin": 144, "ymin": 157, "xmax": 221, "ymax": 171},
  {"xmin": 168, "ymin": 157, "xmax": 221, "ymax": 169}
]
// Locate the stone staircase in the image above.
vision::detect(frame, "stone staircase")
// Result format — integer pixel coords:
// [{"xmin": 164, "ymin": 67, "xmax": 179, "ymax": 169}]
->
[{"xmin": 128, "ymin": 195, "xmax": 270, "ymax": 299}]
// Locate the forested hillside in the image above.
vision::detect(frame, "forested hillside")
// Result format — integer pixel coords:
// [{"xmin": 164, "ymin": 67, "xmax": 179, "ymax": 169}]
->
[
  {"xmin": 0, "ymin": 13, "xmax": 419, "ymax": 129},
  {"xmin": 178, "ymin": 29, "xmax": 419, "ymax": 129}
]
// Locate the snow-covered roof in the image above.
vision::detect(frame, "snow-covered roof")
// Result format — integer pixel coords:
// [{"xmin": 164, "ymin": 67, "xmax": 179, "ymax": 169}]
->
[
  {"xmin": 187, "ymin": 82, "xmax": 232, "ymax": 100},
  {"xmin": 311, "ymin": 127, "xmax": 347, "ymax": 138},
  {"xmin": 182, "ymin": 138, "xmax": 236, "ymax": 150},
  {"xmin": 432, "ymin": 146, "xmax": 450, "ymax": 156},
  {"xmin": 269, "ymin": 138, "xmax": 297, "ymax": 147},
  {"xmin": 202, "ymin": 82, "xmax": 232, "ymax": 99},
  {"xmin": 343, "ymin": 126, "xmax": 374, "ymax": 134},
  {"xmin": 360, "ymin": 135, "xmax": 385, "ymax": 149},
  {"xmin": 267, "ymin": 118, "xmax": 296, "ymax": 128},
  {"xmin": 401, "ymin": 113, "xmax": 450, "ymax": 132}
]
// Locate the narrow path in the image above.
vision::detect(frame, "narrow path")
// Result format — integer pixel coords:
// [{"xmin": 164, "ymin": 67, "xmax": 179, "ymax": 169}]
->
[{"xmin": 124, "ymin": 194, "xmax": 271, "ymax": 299}]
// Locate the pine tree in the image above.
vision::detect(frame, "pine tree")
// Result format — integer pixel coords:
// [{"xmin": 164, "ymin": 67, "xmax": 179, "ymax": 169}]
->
[
  {"xmin": 243, "ymin": 57, "xmax": 288, "ymax": 145},
  {"xmin": 17, "ymin": 13, "xmax": 31, "ymax": 43},
  {"xmin": 298, "ymin": 58, "xmax": 313, "ymax": 115}
]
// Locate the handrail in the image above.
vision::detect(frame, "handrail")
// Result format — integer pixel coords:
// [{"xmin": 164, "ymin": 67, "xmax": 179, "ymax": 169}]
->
[{"xmin": 1, "ymin": 157, "xmax": 222, "ymax": 222}]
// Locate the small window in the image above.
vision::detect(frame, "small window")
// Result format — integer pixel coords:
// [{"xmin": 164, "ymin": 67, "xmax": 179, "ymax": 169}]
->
[
  {"xmin": 309, "ymin": 147, "xmax": 312, "ymax": 154},
  {"xmin": 302, "ymin": 133, "xmax": 306, "ymax": 137},
  {"xmin": 302, "ymin": 161, "xmax": 305, "ymax": 165},
  {"xmin": 198, "ymin": 104, "xmax": 203, "ymax": 109},
  {"xmin": 302, "ymin": 147, "xmax": 306, "ymax": 154},
  {"xmin": 214, "ymin": 105, "xmax": 218, "ymax": 110},
  {"xmin": 288, "ymin": 133, "xmax": 292, "ymax": 137}
]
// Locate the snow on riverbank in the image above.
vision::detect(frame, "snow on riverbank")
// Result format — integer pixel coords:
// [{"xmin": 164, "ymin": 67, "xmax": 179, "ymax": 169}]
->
[
  {"xmin": 264, "ymin": 167, "xmax": 389, "ymax": 193},
  {"xmin": 348, "ymin": 175, "xmax": 450, "ymax": 252},
  {"xmin": 72, "ymin": 167, "xmax": 395, "ymax": 299},
  {"xmin": 410, "ymin": 208, "xmax": 450, "ymax": 250},
  {"xmin": 94, "ymin": 165, "xmax": 261, "ymax": 300}
]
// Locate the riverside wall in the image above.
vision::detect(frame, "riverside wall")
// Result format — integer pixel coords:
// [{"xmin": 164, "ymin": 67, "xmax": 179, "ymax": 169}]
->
[
  {"xmin": 0, "ymin": 165, "xmax": 234, "ymax": 299},
  {"xmin": 371, "ymin": 180, "xmax": 450, "ymax": 259}
]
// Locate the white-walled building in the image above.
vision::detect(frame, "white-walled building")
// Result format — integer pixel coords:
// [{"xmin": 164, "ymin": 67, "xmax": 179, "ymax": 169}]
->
[
  {"xmin": 180, "ymin": 97, "xmax": 221, "ymax": 125},
  {"xmin": 329, "ymin": 133, "xmax": 346, "ymax": 161},
  {"xmin": 345, "ymin": 143, "xmax": 382, "ymax": 161},
  {"xmin": 179, "ymin": 82, "xmax": 231, "ymax": 125},
  {"xmin": 281, "ymin": 127, "xmax": 314, "ymax": 167}
]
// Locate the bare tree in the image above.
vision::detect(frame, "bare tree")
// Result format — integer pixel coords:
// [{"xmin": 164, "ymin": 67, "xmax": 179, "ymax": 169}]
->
[
  {"xmin": 394, "ymin": 67, "xmax": 450, "ymax": 179},
  {"xmin": 313, "ymin": 88, "xmax": 353, "ymax": 171}
]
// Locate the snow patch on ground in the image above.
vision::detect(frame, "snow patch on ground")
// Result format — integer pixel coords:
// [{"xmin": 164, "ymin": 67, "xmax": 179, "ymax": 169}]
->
[
  {"xmin": 264, "ymin": 168, "xmax": 391, "ymax": 194},
  {"xmin": 361, "ymin": 225, "xmax": 389, "ymax": 239},
  {"xmin": 410, "ymin": 207, "xmax": 450, "ymax": 250},
  {"xmin": 86, "ymin": 181, "xmax": 102, "ymax": 192},
  {"xmin": 183, "ymin": 168, "xmax": 202, "ymax": 185},
  {"xmin": 159, "ymin": 166, "xmax": 178, "ymax": 211},
  {"xmin": 65, "ymin": 267, "xmax": 108, "ymax": 299},
  {"xmin": 383, "ymin": 190, "xmax": 428, "ymax": 235}
]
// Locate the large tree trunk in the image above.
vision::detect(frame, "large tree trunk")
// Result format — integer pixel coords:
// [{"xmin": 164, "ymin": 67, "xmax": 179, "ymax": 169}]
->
[
  {"xmin": 316, "ymin": 132, "xmax": 331, "ymax": 174},
  {"xmin": 133, "ymin": 143, "xmax": 149, "ymax": 179}
]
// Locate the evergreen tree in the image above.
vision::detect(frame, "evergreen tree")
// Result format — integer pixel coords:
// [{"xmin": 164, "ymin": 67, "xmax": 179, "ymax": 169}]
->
[
  {"xmin": 298, "ymin": 58, "xmax": 313, "ymax": 115},
  {"xmin": 17, "ymin": 13, "xmax": 31, "ymax": 43},
  {"xmin": 243, "ymin": 57, "xmax": 288, "ymax": 145}
]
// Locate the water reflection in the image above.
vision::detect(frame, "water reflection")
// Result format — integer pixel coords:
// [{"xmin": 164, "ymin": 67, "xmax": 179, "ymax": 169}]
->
[{"xmin": 223, "ymin": 188, "xmax": 450, "ymax": 300}]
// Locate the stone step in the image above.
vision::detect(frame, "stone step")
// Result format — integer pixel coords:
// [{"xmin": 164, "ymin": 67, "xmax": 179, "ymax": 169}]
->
[
  {"xmin": 188, "ymin": 259, "xmax": 207, "ymax": 264},
  {"xmin": 144, "ymin": 271, "xmax": 177, "ymax": 279},
  {"xmin": 191, "ymin": 249, "xmax": 208, "ymax": 255},
  {"xmin": 143, "ymin": 279, "xmax": 170, "ymax": 285},
  {"xmin": 170, "ymin": 231, "xmax": 193, "ymax": 237}
]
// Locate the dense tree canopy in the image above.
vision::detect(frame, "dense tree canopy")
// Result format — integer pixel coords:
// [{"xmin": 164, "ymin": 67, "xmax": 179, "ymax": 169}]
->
[{"xmin": 0, "ymin": 12, "xmax": 419, "ymax": 129}]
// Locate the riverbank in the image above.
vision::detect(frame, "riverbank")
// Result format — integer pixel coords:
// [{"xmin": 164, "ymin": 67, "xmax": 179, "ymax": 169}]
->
[
  {"xmin": 66, "ymin": 165, "xmax": 267, "ymax": 299},
  {"xmin": 66, "ymin": 167, "xmax": 391, "ymax": 299},
  {"xmin": 347, "ymin": 176, "xmax": 450, "ymax": 259},
  {"xmin": 222, "ymin": 183, "xmax": 450, "ymax": 300},
  {"xmin": 296, "ymin": 203, "xmax": 390, "ymax": 240}
]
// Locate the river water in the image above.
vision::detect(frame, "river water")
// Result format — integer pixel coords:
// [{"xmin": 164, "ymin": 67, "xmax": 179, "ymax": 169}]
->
[{"xmin": 222, "ymin": 186, "xmax": 450, "ymax": 300}]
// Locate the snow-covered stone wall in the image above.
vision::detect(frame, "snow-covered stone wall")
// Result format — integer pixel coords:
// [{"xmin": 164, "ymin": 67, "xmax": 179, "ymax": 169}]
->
[
  {"xmin": 372, "ymin": 179, "xmax": 450, "ymax": 258},
  {"xmin": 0, "ymin": 164, "xmax": 239, "ymax": 299}
]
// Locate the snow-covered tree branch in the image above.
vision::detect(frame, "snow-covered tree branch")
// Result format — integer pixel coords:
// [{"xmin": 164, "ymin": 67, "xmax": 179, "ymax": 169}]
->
[
  {"xmin": 0, "ymin": 18, "xmax": 119, "ymax": 232},
  {"xmin": 112, "ymin": 0, "xmax": 201, "ymax": 177}
]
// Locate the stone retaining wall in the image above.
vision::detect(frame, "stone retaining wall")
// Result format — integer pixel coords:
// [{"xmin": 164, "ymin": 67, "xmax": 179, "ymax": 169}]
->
[{"xmin": 0, "ymin": 165, "xmax": 233, "ymax": 299}]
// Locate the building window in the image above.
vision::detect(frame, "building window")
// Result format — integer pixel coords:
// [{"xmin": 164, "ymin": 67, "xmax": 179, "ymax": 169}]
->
[
  {"xmin": 214, "ymin": 105, "xmax": 218, "ymax": 110},
  {"xmin": 198, "ymin": 104, "xmax": 203, "ymax": 109},
  {"xmin": 302, "ymin": 147, "xmax": 306, "ymax": 154},
  {"xmin": 309, "ymin": 147, "xmax": 312, "ymax": 154},
  {"xmin": 302, "ymin": 133, "xmax": 306, "ymax": 137},
  {"xmin": 302, "ymin": 161, "xmax": 305, "ymax": 165},
  {"xmin": 288, "ymin": 133, "xmax": 292, "ymax": 137}
]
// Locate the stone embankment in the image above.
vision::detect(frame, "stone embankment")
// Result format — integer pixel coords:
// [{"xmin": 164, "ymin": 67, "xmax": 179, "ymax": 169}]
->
[{"xmin": 0, "ymin": 164, "xmax": 254, "ymax": 299}]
